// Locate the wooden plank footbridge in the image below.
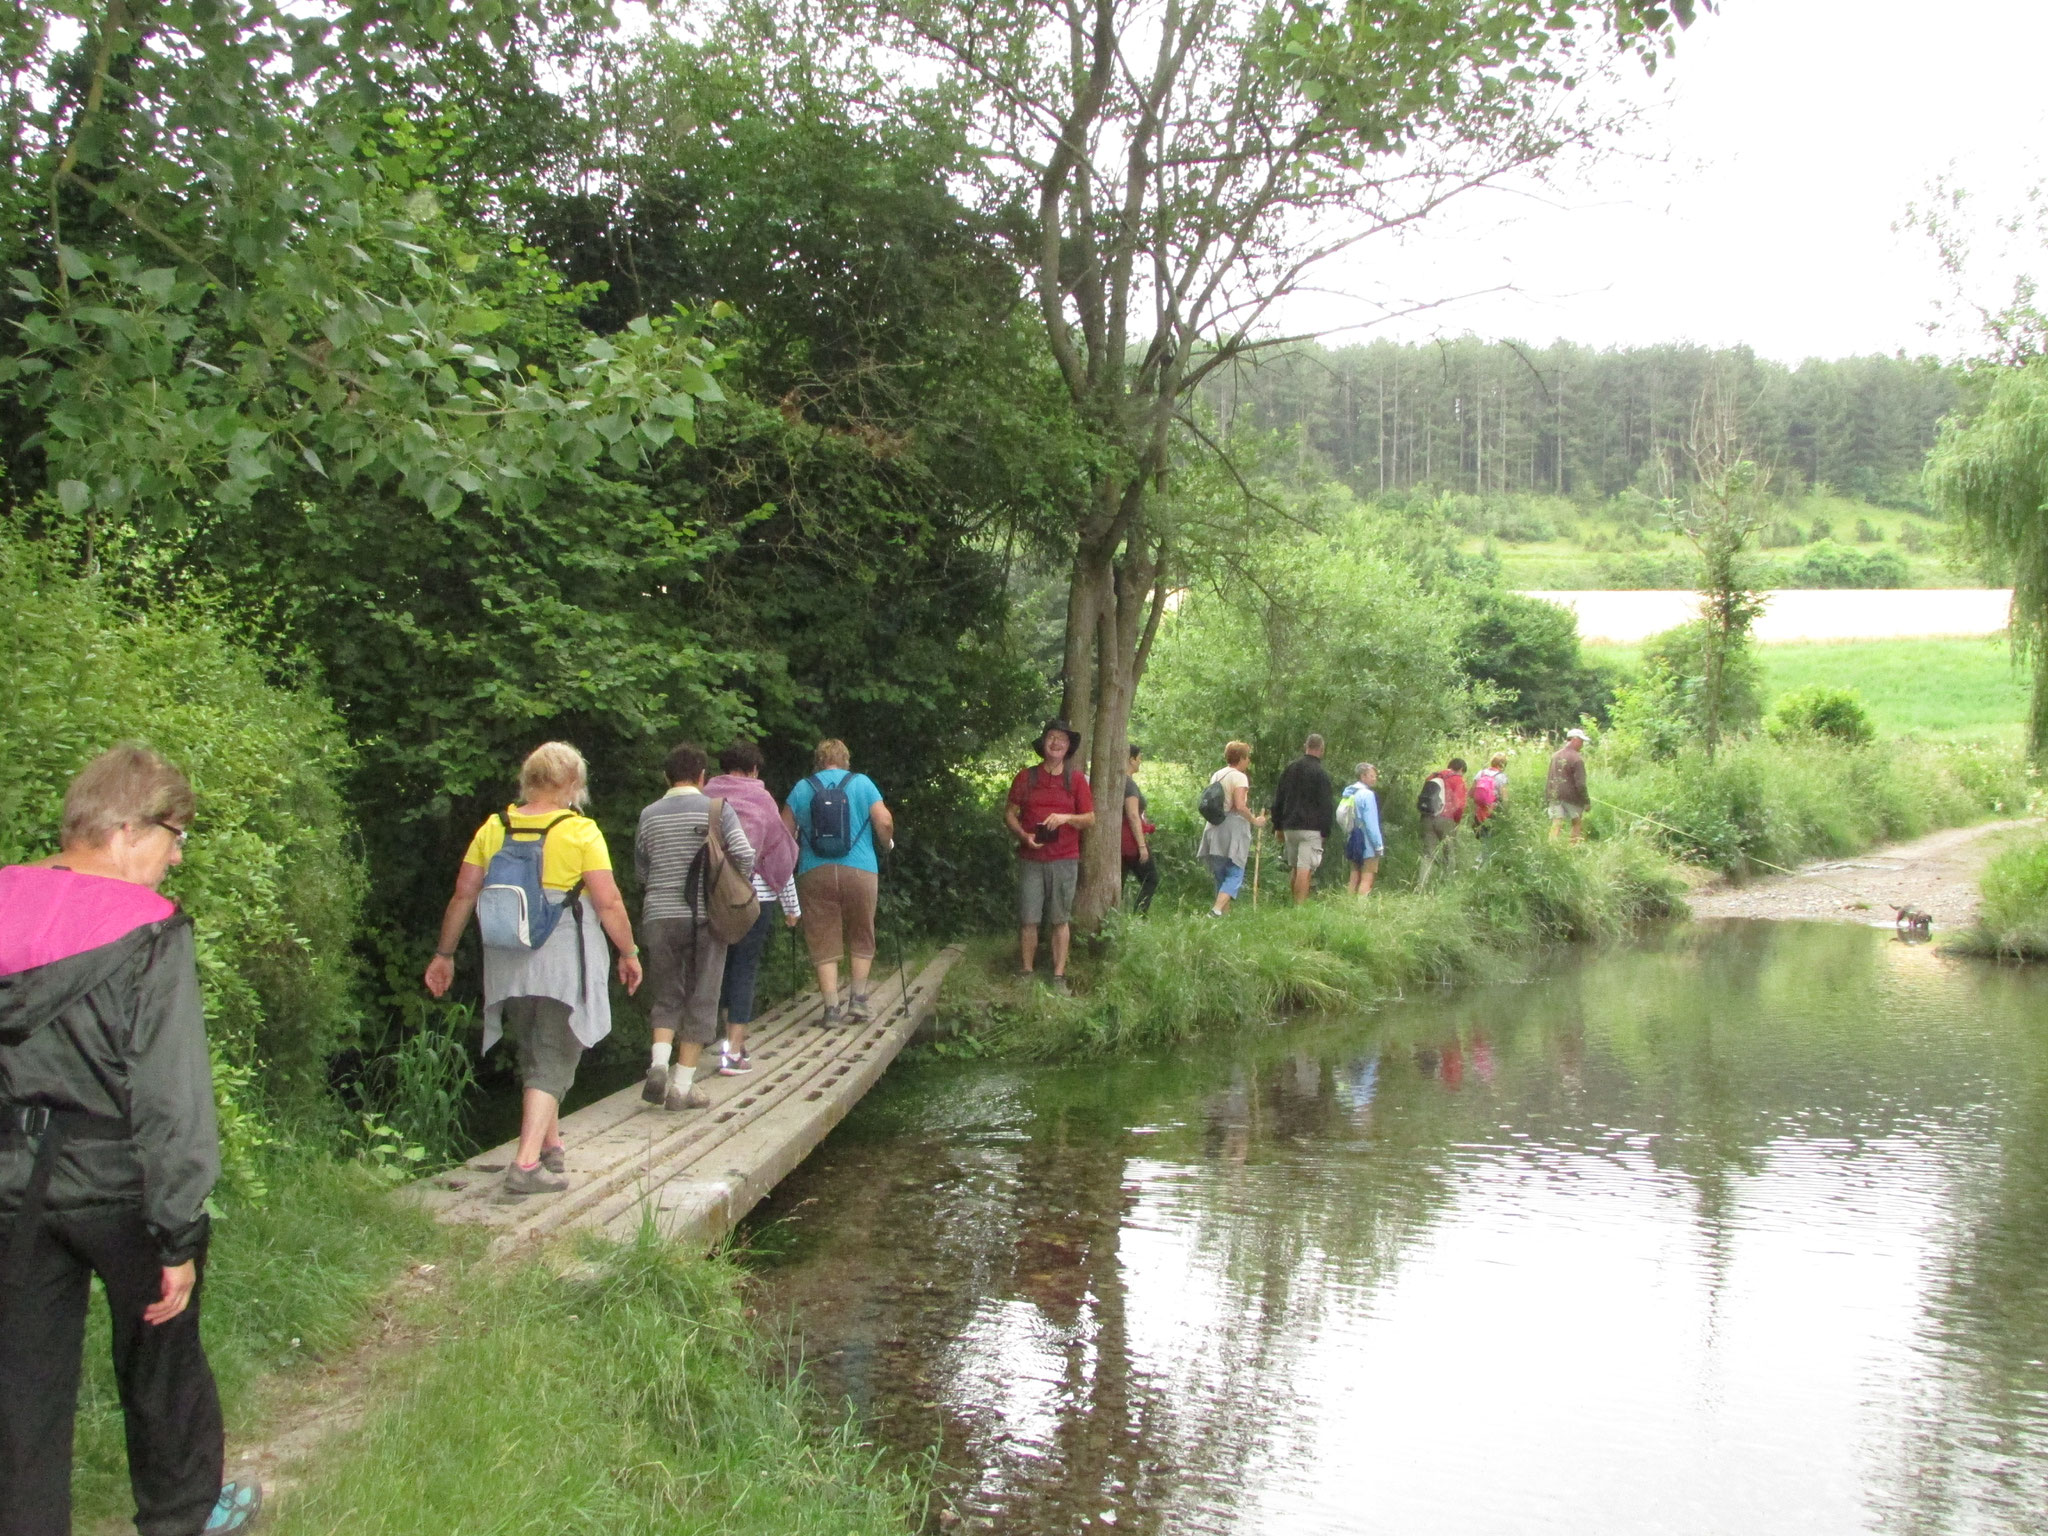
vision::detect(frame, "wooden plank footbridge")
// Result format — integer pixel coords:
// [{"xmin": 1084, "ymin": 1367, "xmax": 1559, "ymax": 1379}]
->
[{"xmin": 404, "ymin": 946, "xmax": 961, "ymax": 1252}]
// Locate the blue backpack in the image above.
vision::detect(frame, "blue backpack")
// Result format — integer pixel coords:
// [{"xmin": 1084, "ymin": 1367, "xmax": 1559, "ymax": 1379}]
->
[
  {"xmin": 476, "ymin": 811, "xmax": 584, "ymax": 950},
  {"xmin": 804, "ymin": 772, "xmax": 865, "ymax": 860}
]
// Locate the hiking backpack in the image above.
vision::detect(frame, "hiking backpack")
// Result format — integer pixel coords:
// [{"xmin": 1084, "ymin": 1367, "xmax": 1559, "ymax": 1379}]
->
[
  {"xmin": 1197, "ymin": 778, "xmax": 1228, "ymax": 826},
  {"xmin": 1416, "ymin": 776, "xmax": 1445, "ymax": 820},
  {"xmin": 476, "ymin": 811, "xmax": 584, "ymax": 950},
  {"xmin": 684, "ymin": 799, "xmax": 762, "ymax": 946},
  {"xmin": 1335, "ymin": 793, "xmax": 1359, "ymax": 836},
  {"xmin": 804, "ymin": 772, "xmax": 862, "ymax": 860}
]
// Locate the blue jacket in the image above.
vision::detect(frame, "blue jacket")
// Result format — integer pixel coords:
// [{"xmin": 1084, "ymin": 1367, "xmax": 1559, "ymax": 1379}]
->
[{"xmin": 1341, "ymin": 783, "xmax": 1384, "ymax": 857}]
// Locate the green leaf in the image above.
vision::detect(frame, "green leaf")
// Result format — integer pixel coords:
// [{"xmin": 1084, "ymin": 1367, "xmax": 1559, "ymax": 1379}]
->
[
  {"xmin": 57, "ymin": 479, "xmax": 89, "ymax": 516},
  {"xmin": 56, "ymin": 247, "xmax": 92, "ymax": 281}
]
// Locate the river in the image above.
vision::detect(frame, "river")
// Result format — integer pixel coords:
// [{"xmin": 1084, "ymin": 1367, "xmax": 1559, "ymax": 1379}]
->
[{"xmin": 744, "ymin": 921, "xmax": 2048, "ymax": 1535}]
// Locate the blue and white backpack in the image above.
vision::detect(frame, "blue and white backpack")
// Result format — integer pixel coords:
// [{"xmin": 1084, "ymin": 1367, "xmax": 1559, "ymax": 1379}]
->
[{"xmin": 476, "ymin": 810, "xmax": 584, "ymax": 950}]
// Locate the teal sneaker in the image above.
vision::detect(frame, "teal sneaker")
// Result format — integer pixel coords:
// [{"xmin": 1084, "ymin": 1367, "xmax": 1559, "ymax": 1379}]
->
[{"xmin": 204, "ymin": 1480, "xmax": 263, "ymax": 1533}]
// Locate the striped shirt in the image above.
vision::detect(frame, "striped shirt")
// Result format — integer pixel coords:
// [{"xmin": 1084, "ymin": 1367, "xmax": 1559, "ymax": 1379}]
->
[
  {"xmin": 635, "ymin": 788, "xmax": 757, "ymax": 923},
  {"xmin": 752, "ymin": 870, "xmax": 801, "ymax": 919}
]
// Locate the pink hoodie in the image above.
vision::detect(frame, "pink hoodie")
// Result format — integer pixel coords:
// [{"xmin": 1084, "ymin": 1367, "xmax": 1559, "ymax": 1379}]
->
[
  {"xmin": 703, "ymin": 773, "xmax": 800, "ymax": 893},
  {"xmin": 0, "ymin": 864, "xmax": 175, "ymax": 977}
]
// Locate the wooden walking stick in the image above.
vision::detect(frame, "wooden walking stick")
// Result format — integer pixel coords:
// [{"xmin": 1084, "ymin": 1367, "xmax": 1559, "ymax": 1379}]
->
[{"xmin": 1251, "ymin": 821, "xmax": 1263, "ymax": 908}]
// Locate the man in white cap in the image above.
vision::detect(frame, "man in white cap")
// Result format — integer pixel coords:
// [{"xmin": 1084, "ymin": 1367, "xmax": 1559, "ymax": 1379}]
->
[{"xmin": 1546, "ymin": 728, "xmax": 1591, "ymax": 844}]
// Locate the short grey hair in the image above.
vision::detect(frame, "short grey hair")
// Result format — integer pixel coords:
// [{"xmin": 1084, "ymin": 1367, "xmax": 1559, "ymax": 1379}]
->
[
  {"xmin": 1356, "ymin": 762, "xmax": 1375, "ymax": 780},
  {"xmin": 62, "ymin": 744, "xmax": 197, "ymax": 848},
  {"xmin": 1304, "ymin": 733, "xmax": 1325, "ymax": 753}
]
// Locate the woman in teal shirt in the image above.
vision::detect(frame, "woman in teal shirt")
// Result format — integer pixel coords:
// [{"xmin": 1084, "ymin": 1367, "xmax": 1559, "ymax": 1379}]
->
[{"xmin": 782, "ymin": 739, "xmax": 895, "ymax": 1024}]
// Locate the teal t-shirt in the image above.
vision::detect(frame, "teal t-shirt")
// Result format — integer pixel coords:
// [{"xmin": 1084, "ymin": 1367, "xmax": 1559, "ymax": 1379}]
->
[{"xmin": 787, "ymin": 768, "xmax": 884, "ymax": 875}]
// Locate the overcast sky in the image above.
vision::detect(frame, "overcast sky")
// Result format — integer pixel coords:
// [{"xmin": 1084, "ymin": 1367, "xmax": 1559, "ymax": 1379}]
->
[{"xmin": 1278, "ymin": 0, "xmax": 2048, "ymax": 363}]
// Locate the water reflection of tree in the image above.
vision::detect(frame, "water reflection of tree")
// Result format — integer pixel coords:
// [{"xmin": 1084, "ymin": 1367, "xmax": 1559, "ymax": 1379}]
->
[{"xmin": 753, "ymin": 925, "xmax": 2048, "ymax": 1535}]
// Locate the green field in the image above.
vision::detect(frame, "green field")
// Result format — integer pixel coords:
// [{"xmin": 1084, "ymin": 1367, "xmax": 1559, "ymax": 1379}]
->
[{"xmin": 1586, "ymin": 636, "xmax": 2031, "ymax": 744}]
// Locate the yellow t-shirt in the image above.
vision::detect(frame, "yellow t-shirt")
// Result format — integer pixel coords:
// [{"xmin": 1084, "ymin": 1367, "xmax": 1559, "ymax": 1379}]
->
[{"xmin": 462, "ymin": 808, "xmax": 613, "ymax": 891}]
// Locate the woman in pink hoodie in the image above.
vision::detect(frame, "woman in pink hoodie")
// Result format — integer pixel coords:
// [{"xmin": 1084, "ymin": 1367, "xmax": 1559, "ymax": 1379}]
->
[
  {"xmin": 0, "ymin": 746, "xmax": 260, "ymax": 1535},
  {"xmin": 703, "ymin": 741, "xmax": 803, "ymax": 1075}
]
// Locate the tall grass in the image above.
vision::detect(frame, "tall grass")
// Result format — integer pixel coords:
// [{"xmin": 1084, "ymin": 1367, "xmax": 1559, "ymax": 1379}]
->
[
  {"xmin": 1951, "ymin": 833, "xmax": 2048, "ymax": 959},
  {"xmin": 71, "ymin": 1153, "xmax": 451, "ymax": 1526},
  {"xmin": 271, "ymin": 1233, "xmax": 922, "ymax": 1536},
  {"xmin": 945, "ymin": 813, "xmax": 1683, "ymax": 1059},
  {"xmin": 1595, "ymin": 736, "xmax": 2023, "ymax": 877}
]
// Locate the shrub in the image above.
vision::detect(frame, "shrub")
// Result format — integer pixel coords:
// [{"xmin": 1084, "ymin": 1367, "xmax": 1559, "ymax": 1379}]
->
[
  {"xmin": 1459, "ymin": 590, "xmax": 1615, "ymax": 731},
  {"xmin": 1957, "ymin": 835, "xmax": 2048, "ymax": 958},
  {"xmin": 1807, "ymin": 516, "xmax": 1834, "ymax": 543},
  {"xmin": 0, "ymin": 535, "xmax": 364, "ymax": 1185},
  {"xmin": 1854, "ymin": 517, "xmax": 1885, "ymax": 543},
  {"xmin": 1768, "ymin": 685, "xmax": 1876, "ymax": 746},
  {"xmin": 1760, "ymin": 517, "xmax": 1807, "ymax": 549},
  {"xmin": 1899, "ymin": 521, "xmax": 1933, "ymax": 554}
]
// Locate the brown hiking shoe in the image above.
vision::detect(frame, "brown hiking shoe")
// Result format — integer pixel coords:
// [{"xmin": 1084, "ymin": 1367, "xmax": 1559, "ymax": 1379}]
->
[
  {"xmin": 664, "ymin": 1079, "xmax": 710, "ymax": 1111},
  {"xmin": 504, "ymin": 1162, "xmax": 568, "ymax": 1196}
]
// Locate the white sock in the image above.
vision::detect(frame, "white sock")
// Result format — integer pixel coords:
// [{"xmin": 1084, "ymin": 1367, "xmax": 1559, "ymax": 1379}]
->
[
  {"xmin": 668, "ymin": 1058, "xmax": 689, "ymax": 1086},
  {"xmin": 650, "ymin": 1041, "xmax": 672, "ymax": 1070}
]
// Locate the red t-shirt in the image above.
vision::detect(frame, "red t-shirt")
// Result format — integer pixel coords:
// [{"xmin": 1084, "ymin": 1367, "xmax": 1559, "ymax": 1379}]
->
[{"xmin": 1008, "ymin": 766, "xmax": 1094, "ymax": 862}]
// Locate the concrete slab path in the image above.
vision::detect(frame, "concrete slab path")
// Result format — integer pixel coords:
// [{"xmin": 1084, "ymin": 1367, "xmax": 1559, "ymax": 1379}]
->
[{"xmin": 403, "ymin": 946, "xmax": 961, "ymax": 1254}]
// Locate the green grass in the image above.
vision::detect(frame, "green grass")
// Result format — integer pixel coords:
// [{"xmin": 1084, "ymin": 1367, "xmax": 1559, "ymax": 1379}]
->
[
  {"xmin": 936, "ymin": 811, "xmax": 1685, "ymax": 1059},
  {"xmin": 270, "ymin": 1234, "xmax": 921, "ymax": 1536},
  {"xmin": 73, "ymin": 1152, "xmax": 455, "ymax": 1527},
  {"xmin": 1949, "ymin": 831, "xmax": 2048, "ymax": 959},
  {"xmin": 1587, "ymin": 637, "xmax": 2030, "ymax": 746}
]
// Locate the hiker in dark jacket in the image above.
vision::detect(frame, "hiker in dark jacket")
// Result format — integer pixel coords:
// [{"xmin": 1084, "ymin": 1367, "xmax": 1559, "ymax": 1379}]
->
[
  {"xmin": 0, "ymin": 746, "xmax": 260, "ymax": 1536},
  {"xmin": 1547, "ymin": 728, "xmax": 1592, "ymax": 844},
  {"xmin": 1271, "ymin": 733, "xmax": 1337, "ymax": 905}
]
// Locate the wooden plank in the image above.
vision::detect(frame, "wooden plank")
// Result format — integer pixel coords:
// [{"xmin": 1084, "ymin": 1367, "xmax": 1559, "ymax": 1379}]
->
[{"xmin": 402, "ymin": 946, "xmax": 961, "ymax": 1255}]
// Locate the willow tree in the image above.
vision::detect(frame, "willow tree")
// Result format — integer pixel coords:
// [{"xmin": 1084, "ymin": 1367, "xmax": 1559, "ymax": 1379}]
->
[
  {"xmin": 1928, "ymin": 364, "xmax": 2048, "ymax": 757},
  {"xmin": 826, "ymin": 0, "xmax": 1702, "ymax": 925}
]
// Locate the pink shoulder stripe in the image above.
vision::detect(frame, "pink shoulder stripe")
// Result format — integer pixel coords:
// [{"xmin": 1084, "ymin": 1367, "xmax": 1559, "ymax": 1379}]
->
[{"xmin": 0, "ymin": 865, "xmax": 176, "ymax": 977}]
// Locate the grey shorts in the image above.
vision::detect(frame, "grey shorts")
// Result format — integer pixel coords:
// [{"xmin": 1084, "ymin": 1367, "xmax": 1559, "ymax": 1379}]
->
[
  {"xmin": 1548, "ymin": 802, "xmax": 1586, "ymax": 822},
  {"xmin": 644, "ymin": 915, "xmax": 725, "ymax": 1046},
  {"xmin": 1282, "ymin": 830, "xmax": 1324, "ymax": 872},
  {"xmin": 500, "ymin": 996, "xmax": 581, "ymax": 1101},
  {"xmin": 1018, "ymin": 858, "xmax": 1080, "ymax": 927}
]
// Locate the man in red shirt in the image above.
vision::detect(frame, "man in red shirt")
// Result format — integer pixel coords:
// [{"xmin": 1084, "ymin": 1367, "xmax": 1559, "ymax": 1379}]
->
[{"xmin": 1004, "ymin": 718, "xmax": 1096, "ymax": 994}]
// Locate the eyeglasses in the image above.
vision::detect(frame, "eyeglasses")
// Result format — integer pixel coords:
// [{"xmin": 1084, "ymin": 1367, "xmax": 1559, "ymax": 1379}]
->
[{"xmin": 153, "ymin": 820, "xmax": 189, "ymax": 848}]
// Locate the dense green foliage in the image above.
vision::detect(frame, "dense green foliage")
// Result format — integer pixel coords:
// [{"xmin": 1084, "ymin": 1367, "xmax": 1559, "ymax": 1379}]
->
[
  {"xmin": 1459, "ymin": 589, "xmax": 1615, "ymax": 730},
  {"xmin": 1211, "ymin": 339, "xmax": 1964, "ymax": 505},
  {"xmin": 1139, "ymin": 507, "xmax": 1477, "ymax": 787},
  {"xmin": 0, "ymin": 534, "xmax": 362, "ymax": 1183},
  {"xmin": 1743, "ymin": 639, "xmax": 2029, "ymax": 745},
  {"xmin": 1602, "ymin": 620, "xmax": 1766, "ymax": 762},
  {"xmin": 271, "ymin": 1234, "xmax": 921, "ymax": 1535}
]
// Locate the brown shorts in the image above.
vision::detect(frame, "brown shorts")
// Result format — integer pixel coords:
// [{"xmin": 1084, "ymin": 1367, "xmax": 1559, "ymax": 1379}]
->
[{"xmin": 797, "ymin": 864, "xmax": 878, "ymax": 964}]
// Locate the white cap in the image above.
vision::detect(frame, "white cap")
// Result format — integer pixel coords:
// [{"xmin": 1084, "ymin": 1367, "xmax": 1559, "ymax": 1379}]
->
[{"xmin": 1566, "ymin": 728, "xmax": 1589, "ymax": 741}]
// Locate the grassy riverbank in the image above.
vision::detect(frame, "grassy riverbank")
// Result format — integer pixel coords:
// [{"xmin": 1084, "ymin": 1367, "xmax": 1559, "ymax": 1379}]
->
[
  {"xmin": 935, "ymin": 814, "xmax": 1684, "ymax": 1059},
  {"xmin": 936, "ymin": 735, "xmax": 2025, "ymax": 1059},
  {"xmin": 1950, "ymin": 831, "xmax": 2048, "ymax": 959},
  {"xmin": 69, "ymin": 1156, "xmax": 919, "ymax": 1535}
]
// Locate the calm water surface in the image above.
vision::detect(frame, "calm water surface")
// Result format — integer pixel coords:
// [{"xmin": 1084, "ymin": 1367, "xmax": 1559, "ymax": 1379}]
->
[{"xmin": 745, "ymin": 922, "xmax": 2048, "ymax": 1535}]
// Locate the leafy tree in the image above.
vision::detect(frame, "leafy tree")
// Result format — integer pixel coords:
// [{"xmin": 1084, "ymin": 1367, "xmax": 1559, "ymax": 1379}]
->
[
  {"xmin": 1668, "ymin": 385, "xmax": 1767, "ymax": 759},
  {"xmin": 1140, "ymin": 506, "xmax": 1477, "ymax": 797},
  {"xmin": 0, "ymin": 0, "xmax": 726, "ymax": 536},
  {"xmin": 1928, "ymin": 362, "xmax": 2048, "ymax": 756},
  {"xmin": 814, "ymin": 0, "xmax": 1701, "ymax": 926},
  {"xmin": 1460, "ymin": 589, "xmax": 1614, "ymax": 731}
]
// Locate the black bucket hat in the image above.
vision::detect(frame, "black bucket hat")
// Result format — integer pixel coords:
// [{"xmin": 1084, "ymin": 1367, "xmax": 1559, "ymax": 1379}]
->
[{"xmin": 1035, "ymin": 717, "xmax": 1082, "ymax": 760}]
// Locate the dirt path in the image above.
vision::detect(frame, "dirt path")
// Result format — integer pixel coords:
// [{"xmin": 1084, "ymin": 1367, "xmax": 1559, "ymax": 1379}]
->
[{"xmin": 1685, "ymin": 818, "xmax": 2040, "ymax": 929}]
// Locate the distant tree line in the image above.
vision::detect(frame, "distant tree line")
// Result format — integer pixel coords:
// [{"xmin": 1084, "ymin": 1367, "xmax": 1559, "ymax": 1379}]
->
[{"xmin": 1205, "ymin": 340, "xmax": 1965, "ymax": 507}]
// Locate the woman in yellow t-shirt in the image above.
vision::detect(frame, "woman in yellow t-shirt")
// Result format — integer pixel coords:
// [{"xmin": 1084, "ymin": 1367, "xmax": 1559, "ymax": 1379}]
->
[{"xmin": 423, "ymin": 742, "xmax": 642, "ymax": 1197}]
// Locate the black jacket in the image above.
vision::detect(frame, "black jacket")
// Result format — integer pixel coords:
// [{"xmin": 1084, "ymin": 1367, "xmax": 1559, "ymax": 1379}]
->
[
  {"xmin": 1271, "ymin": 754, "xmax": 1337, "ymax": 836},
  {"xmin": 0, "ymin": 876, "xmax": 219, "ymax": 1265}
]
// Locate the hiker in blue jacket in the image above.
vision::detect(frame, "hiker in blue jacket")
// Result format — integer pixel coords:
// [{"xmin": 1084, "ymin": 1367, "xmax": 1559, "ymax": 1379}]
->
[{"xmin": 1341, "ymin": 763, "xmax": 1385, "ymax": 896}]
